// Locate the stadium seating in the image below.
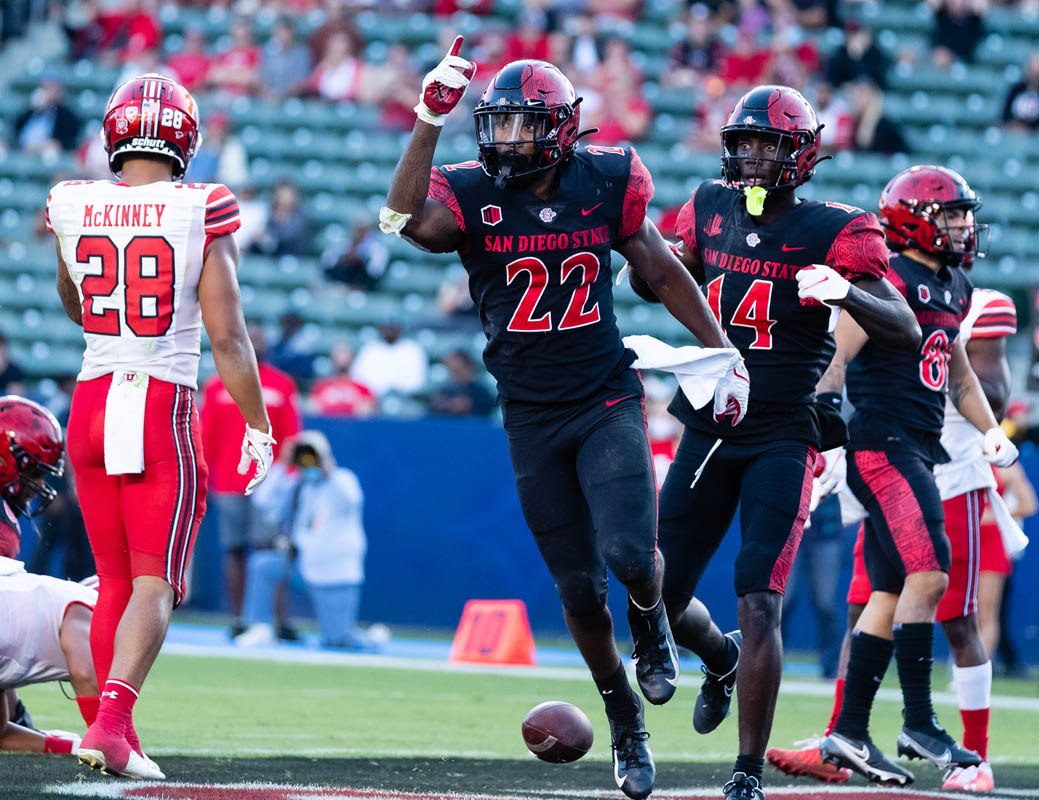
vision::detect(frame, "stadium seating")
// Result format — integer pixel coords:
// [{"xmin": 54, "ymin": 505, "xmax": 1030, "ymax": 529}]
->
[{"xmin": 0, "ymin": 0, "xmax": 1034, "ymax": 387}]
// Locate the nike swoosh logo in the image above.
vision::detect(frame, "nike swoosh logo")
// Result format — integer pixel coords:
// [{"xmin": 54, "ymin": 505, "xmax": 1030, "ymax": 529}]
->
[
  {"xmin": 781, "ymin": 244, "xmax": 806, "ymax": 251},
  {"xmin": 582, "ymin": 203, "xmax": 603, "ymax": 216},
  {"xmin": 836, "ymin": 737, "xmax": 870, "ymax": 762},
  {"xmin": 723, "ymin": 685, "xmax": 734, "ymax": 697},
  {"xmin": 615, "ymin": 758, "xmax": 628, "ymax": 788},
  {"xmin": 527, "ymin": 735, "xmax": 559, "ymax": 753},
  {"xmin": 605, "ymin": 395, "xmax": 636, "ymax": 407}
]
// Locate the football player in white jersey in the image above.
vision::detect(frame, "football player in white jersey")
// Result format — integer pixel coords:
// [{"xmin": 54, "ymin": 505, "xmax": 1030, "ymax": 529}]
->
[
  {"xmin": 47, "ymin": 73, "xmax": 274, "ymax": 779},
  {"xmin": 0, "ymin": 397, "xmax": 95, "ymax": 759}
]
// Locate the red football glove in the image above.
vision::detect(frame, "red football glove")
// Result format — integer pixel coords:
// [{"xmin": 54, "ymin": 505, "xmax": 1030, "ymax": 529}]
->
[{"xmin": 415, "ymin": 36, "xmax": 477, "ymax": 127}]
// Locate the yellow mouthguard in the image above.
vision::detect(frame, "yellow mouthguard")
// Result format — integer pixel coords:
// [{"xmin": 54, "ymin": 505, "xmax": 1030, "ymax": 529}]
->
[{"xmin": 744, "ymin": 186, "xmax": 767, "ymax": 216}]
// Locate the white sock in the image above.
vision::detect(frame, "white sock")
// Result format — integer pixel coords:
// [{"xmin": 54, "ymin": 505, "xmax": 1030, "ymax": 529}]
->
[{"xmin": 952, "ymin": 661, "xmax": 992, "ymax": 710}]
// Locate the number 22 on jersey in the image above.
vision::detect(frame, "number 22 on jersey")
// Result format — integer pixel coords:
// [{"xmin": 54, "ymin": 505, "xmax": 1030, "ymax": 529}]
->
[
  {"xmin": 506, "ymin": 252, "xmax": 602, "ymax": 333},
  {"xmin": 76, "ymin": 235, "xmax": 175, "ymax": 337},
  {"xmin": 706, "ymin": 275, "xmax": 776, "ymax": 349}
]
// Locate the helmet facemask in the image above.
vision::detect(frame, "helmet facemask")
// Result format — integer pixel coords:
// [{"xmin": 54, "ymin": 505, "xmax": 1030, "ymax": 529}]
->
[
  {"xmin": 475, "ymin": 106, "xmax": 567, "ymax": 189},
  {"xmin": 2, "ymin": 440, "xmax": 64, "ymax": 518},
  {"xmin": 721, "ymin": 127, "xmax": 816, "ymax": 192},
  {"xmin": 895, "ymin": 199, "xmax": 989, "ymax": 268}
]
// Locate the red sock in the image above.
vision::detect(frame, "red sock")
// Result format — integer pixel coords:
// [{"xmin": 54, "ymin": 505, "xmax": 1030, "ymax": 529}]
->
[
  {"xmin": 44, "ymin": 735, "xmax": 75, "ymax": 755},
  {"xmin": 960, "ymin": 707, "xmax": 989, "ymax": 761},
  {"xmin": 824, "ymin": 678, "xmax": 845, "ymax": 737},
  {"xmin": 90, "ymin": 577, "xmax": 133, "ymax": 687},
  {"xmin": 77, "ymin": 696, "xmax": 100, "ymax": 726},
  {"xmin": 125, "ymin": 720, "xmax": 142, "ymax": 756},
  {"xmin": 95, "ymin": 679, "xmax": 139, "ymax": 738}
]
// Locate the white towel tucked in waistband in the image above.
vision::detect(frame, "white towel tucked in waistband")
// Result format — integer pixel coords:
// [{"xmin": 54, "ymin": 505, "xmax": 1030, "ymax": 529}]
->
[
  {"xmin": 104, "ymin": 371, "xmax": 149, "ymax": 475},
  {"xmin": 986, "ymin": 486, "xmax": 1029, "ymax": 558},
  {"xmin": 623, "ymin": 334, "xmax": 740, "ymax": 409}
]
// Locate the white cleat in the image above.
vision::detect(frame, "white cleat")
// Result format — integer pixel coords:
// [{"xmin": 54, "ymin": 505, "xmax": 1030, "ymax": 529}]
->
[
  {"xmin": 79, "ymin": 747, "xmax": 165, "ymax": 780},
  {"xmin": 943, "ymin": 761, "xmax": 995, "ymax": 792}
]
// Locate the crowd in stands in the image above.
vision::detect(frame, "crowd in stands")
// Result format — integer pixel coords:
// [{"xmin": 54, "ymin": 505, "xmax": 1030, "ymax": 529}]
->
[{"xmin": 2, "ymin": 0, "xmax": 1039, "ymax": 420}]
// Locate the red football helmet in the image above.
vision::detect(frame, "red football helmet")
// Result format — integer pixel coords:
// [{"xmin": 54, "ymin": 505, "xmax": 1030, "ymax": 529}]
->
[
  {"xmin": 474, "ymin": 60, "xmax": 583, "ymax": 188},
  {"xmin": 101, "ymin": 73, "xmax": 201, "ymax": 179},
  {"xmin": 879, "ymin": 165, "xmax": 987, "ymax": 268},
  {"xmin": 0, "ymin": 396, "xmax": 64, "ymax": 517},
  {"xmin": 721, "ymin": 84, "xmax": 825, "ymax": 190}
]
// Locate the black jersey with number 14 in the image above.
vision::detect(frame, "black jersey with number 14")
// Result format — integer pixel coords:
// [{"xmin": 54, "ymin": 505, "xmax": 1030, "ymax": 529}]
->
[
  {"xmin": 428, "ymin": 145, "xmax": 653, "ymax": 405},
  {"xmin": 671, "ymin": 180, "xmax": 890, "ymax": 442}
]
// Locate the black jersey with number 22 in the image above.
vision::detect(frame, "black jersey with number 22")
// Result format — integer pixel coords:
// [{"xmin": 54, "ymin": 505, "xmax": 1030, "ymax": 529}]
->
[{"xmin": 428, "ymin": 145, "xmax": 653, "ymax": 405}]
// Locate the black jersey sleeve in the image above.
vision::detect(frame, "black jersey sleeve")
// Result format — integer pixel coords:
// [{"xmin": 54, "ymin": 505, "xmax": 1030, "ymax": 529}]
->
[{"xmin": 824, "ymin": 212, "xmax": 889, "ymax": 281}]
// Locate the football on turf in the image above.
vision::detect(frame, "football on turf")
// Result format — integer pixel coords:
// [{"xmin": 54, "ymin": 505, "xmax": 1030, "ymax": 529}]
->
[{"xmin": 521, "ymin": 701, "xmax": 594, "ymax": 763}]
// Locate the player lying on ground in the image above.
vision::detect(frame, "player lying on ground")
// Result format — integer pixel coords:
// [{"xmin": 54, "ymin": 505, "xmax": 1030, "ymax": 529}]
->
[
  {"xmin": 769, "ymin": 166, "xmax": 1023, "ymax": 793},
  {"xmin": 47, "ymin": 73, "xmax": 273, "ymax": 780},
  {"xmin": 796, "ymin": 166, "xmax": 1017, "ymax": 788},
  {"xmin": 0, "ymin": 397, "xmax": 99, "ymax": 758},
  {"xmin": 382, "ymin": 38, "xmax": 748, "ymax": 800},
  {"xmin": 629, "ymin": 84, "xmax": 920, "ymax": 800}
]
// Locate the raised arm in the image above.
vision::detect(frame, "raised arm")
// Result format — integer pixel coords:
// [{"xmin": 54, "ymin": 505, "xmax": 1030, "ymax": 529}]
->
[
  {"xmin": 618, "ymin": 217, "xmax": 730, "ymax": 349},
  {"xmin": 382, "ymin": 36, "xmax": 475, "ymax": 253}
]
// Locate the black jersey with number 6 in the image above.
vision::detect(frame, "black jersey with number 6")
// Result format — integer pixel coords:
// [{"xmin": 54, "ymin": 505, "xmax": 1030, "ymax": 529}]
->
[
  {"xmin": 846, "ymin": 253, "xmax": 972, "ymax": 458},
  {"xmin": 428, "ymin": 145, "xmax": 653, "ymax": 404},
  {"xmin": 671, "ymin": 180, "xmax": 889, "ymax": 441}
]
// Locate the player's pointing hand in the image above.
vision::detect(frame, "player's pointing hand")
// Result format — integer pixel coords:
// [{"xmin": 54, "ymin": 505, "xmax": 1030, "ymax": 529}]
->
[{"xmin": 415, "ymin": 35, "xmax": 477, "ymax": 127}]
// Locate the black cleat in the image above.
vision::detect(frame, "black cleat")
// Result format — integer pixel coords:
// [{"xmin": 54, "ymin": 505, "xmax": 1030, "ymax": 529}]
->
[
  {"xmin": 897, "ymin": 717, "xmax": 982, "ymax": 770},
  {"xmin": 628, "ymin": 596, "xmax": 680, "ymax": 705},
  {"xmin": 821, "ymin": 732, "xmax": 914, "ymax": 786},
  {"xmin": 722, "ymin": 772, "xmax": 765, "ymax": 800},
  {"xmin": 608, "ymin": 695, "xmax": 655, "ymax": 800},
  {"xmin": 693, "ymin": 630, "xmax": 741, "ymax": 734}
]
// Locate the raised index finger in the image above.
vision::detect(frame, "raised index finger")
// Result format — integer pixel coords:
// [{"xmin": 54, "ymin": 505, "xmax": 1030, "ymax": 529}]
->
[{"xmin": 449, "ymin": 35, "xmax": 464, "ymax": 57}]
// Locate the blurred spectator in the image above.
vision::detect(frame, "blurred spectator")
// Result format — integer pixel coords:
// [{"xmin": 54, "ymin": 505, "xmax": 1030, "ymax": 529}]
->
[
  {"xmin": 307, "ymin": 0, "xmax": 361, "ymax": 65},
  {"xmin": 595, "ymin": 36, "xmax": 644, "ymax": 94},
  {"xmin": 207, "ymin": 18, "xmax": 261, "ymax": 96},
  {"xmin": 566, "ymin": 15, "xmax": 601, "ymax": 77},
  {"xmin": 1002, "ymin": 51, "xmax": 1039, "ymax": 131},
  {"xmin": 268, "ymin": 312, "xmax": 316, "ymax": 385},
  {"xmin": 243, "ymin": 431, "xmax": 379, "ymax": 651},
  {"xmin": 586, "ymin": 0, "xmax": 642, "ymax": 22},
  {"xmin": 436, "ymin": 269, "xmax": 479, "ymax": 329},
  {"xmin": 308, "ymin": 344, "xmax": 378, "ymax": 417},
  {"xmin": 351, "ymin": 322, "xmax": 428, "ymax": 397},
  {"xmin": 167, "ymin": 27, "xmax": 211, "ymax": 91},
  {"xmin": 427, "ymin": 350, "xmax": 495, "ymax": 417},
  {"xmin": 201, "ymin": 323, "xmax": 301, "ymax": 638},
  {"xmin": 359, "ymin": 43, "xmax": 419, "ymax": 131},
  {"xmin": 590, "ymin": 81, "xmax": 652, "ymax": 143},
  {"xmin": 791, "ymin": 0, "xmax": 834, "ymax": 30},
  {"xmin": 252, "ymin": 181, "xmax": 311, "ymax": 257},
  {"xmin": 665, "ymin": 10, "xmax": 722, "ymax": 88},
  {"xmin": 115, "ymin": 46, "xmax": 174, "ymax": 88},
  {"xmin": 322, "ymin": 222, "xmax": 389, "ymax": 290},
  {"xmin": 15, "ymin": 78, "xmax": 80, "ymax": 155},
  {"xmin": 235, "ymin": 184, "xmax": 268, "ymax": 251},
  {"xmin": 825, "ymin": 20, "xmax": 889, "ymax": 89},
  {"xmin": 0, "ymin": 333, "xmax": 27, "ymax": 395},
  {"xmin": 185, "ymin": 112, "xmax": 249, "ymax": 188},
  {"xmin": 505, "ymin": 9, "xmax": 551, "ymax": 63},
  {"xmin": 434, "ymin": 0, "xmax": 494, "ymax": 13},
  {"xmin": 81, "ymin": 0, "xmax": 161, "ymax": 60},
  {"xmin": 929, "ymin": 0, "xmax": 988, "ymax": 68},
  {"xmin": 471, "ymin": 30, "xmax": 509, "ymax": 92},
  {"xmin": 811, "ymin": 82, "xmax": 854, "ymax": 151},
  {"xmin": 849, "ymin": 79, "xmax": 908, "ymax": 154},
  {"xmin": 302, "ymin": 30, "xmax": 363, "ymax": 102},
  {"xmin": 1003, "ymin": 399, "xmax": 1039, "ymax": 447},
  {"xmin": 260, "ymin": 17, "xmax": 312, "ymax": 101},
  {"xmin": 763, "ymin": 25, "xmax": 820, "ymax": 88},
  {"xmin": 719, "ymin": 28, "xmax": 770, "ymax": 88}
]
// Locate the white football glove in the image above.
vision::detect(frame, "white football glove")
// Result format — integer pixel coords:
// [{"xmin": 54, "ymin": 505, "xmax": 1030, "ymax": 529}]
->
[
  {"xmin": 713, "ymin": 354, "xmax": 749, "ymax": 426},
  {"xmin": 797, "ymin": 264, "xmax": 851, "ymax": 306},
  {"xmin": 237, "ymin": 424, "xmax": 276, "ymax": 496},
  {"xmin": 809, "ymin": 447, "xmax": 847, "ymax": 512},
  {"xmin": 414, "ymin": 35, "xmax": 477, "ymax": 127},
  {"xmin": 982, "ymin": 426, "xmax": 1019, "ymax": 468}
]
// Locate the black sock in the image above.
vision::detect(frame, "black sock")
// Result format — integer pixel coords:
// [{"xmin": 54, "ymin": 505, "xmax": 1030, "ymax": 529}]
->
[
  {"xmin": 595, "ymin": 663, "xmax": 636, "ymax": 719},
  {"xmin": 834, "ymin": 630, "xmax": 893, "ymax": 740},
  {"xmin": 704, "ymin": 633, "xmax": 737, "ymax": 676},
  {"xmin": 894, "ymin": 622, "xmax": 936, "ymax": 729},
  {"xmin": 733, "ymin": 754, "xmax": 764, "ymax": 782}
]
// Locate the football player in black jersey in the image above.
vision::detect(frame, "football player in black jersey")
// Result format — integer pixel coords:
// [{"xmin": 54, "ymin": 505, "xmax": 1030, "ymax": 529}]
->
[
  {"xmin": 382, "ymin": 38, "xmax": 748, "ymax": 800},
  {"xmin": 813, "ymin": 166, "xmax": 1018, "ymax": 786},
  {"xmin": 629, "ymin": 85, "xmax": 921, "ymax": 800}
]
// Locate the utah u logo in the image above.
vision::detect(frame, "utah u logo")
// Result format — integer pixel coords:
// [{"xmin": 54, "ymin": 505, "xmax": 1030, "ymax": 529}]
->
[
  {"xmin": 481, "ymin": 205, "xmax": 502, "ymax": 227},
  {"xmin": 704, "ymin": 214, "xmax": 723, "ymax": 237},
  {"xmin": 918, "ymin": 285, "xmax": 931, "ymax": 304}
]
